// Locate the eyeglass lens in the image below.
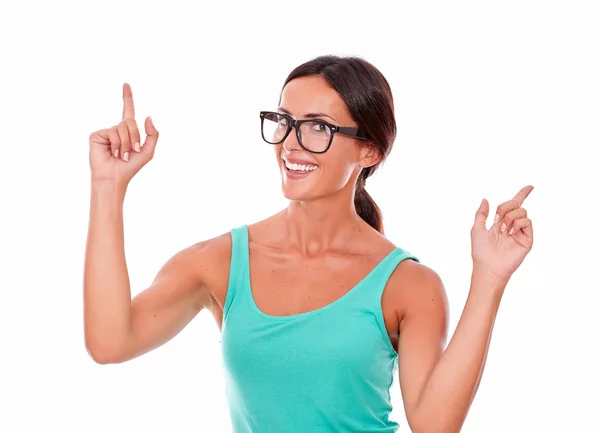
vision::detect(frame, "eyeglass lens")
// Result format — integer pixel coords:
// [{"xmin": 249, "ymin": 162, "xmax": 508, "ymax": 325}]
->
[{"xmin": 262, "ymin": 112, "xmax": 332, "ymax": 153}]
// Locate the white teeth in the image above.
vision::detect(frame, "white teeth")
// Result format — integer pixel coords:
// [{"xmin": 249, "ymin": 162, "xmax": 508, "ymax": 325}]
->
[{"xmin": 284, "ymin": 161, "xmax": 318, "ymax": 172}]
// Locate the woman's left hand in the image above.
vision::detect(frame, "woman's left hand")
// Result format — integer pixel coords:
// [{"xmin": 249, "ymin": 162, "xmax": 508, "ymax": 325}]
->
[{"xmin": 471, "ymin": 185, "xmax": 534, "ymax": 284}]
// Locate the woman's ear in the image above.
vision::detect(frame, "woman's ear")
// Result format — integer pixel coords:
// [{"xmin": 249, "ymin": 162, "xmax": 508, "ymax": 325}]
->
[{"xmin": 359, "ymin": 145, "xmax": 382, "ymax": 168}]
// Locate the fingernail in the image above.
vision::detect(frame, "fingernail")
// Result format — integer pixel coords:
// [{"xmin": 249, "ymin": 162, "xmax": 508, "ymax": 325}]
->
[
  {"xmin": 501, "ymin": 222, "xmax": 506, "ymax": 232},
  {"xmin": 123, "ymin": 151, "xmax": 129, "ymax": 162},
  {"xmin": 494, "ymin": 214, "xmax": 499, "ymax": 224},
  {"xmin": 134, "ymin": 142, "xmax": 140, "ymax": 152},
  {"xmin": 113, "ymin": 148, "xmax": 119, "ymax": 158},
  {"xmin": 149, "ymin": 116, "xmax": 153, "ymax": 127},
  {"xmin": 509, "ymin": 227, "xmax": 514, "ymax": 235}
]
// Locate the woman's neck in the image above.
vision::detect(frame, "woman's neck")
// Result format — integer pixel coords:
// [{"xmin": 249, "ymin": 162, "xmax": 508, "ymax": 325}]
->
[{"xmin": 280, "ymin": 196, "xmax": 365, "ymax": 256}]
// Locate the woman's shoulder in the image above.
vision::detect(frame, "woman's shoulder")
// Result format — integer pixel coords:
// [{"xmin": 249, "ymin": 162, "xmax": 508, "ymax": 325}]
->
[
  {"xmin": 370, "ymin": 230, "xmax": 446, "ymax": 317},
  {"xmin": 186, "ymin": 227, "xmax": 247, "ymax": 275},
  {"xmin": 165, "ymin": 229, "xmax": 236, "ymax": 291},
  {"xmin": 177, "ymin": 228, "xmax": 240, "ymax": 313},
  {"xmin": 187, "ymin": 218, "xmax": 267, "ymax": 264},
  {"xmin": 384, "ymin": 254, "xmax": 447, "ymax": 321}
]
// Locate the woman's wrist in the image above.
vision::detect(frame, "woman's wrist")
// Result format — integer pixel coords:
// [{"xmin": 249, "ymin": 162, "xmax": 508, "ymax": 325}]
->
[{"xmin": 469, "ymin": 265, "xmax": 509, "ymax": 303}]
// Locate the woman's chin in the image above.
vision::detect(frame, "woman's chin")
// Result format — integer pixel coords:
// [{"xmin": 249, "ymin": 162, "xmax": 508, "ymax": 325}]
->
[
  {"xmin": 282, "ymin": 188, "xmax": 308, "ymax": 202},
  {"xmin": 281, "ymin": 183, "xmax": 317, "ymax": 202}
]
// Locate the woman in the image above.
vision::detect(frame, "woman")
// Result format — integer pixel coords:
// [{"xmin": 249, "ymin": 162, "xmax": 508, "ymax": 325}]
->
[{"xmin": 84, "ymin": 55, "xmax": 534, "ymax": 432}]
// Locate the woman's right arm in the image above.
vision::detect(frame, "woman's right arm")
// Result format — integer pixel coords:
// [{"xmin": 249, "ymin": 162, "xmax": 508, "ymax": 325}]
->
[
  {"xmin": 84, "ymin": 83, "xmax": 215, "ymax": 364},
  {"xmin": 84, "ymin": 181, "xmax": 211, "ymax": 364}
]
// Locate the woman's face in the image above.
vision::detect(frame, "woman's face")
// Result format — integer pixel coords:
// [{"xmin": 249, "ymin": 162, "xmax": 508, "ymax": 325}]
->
[{"xmin": 273, "ymin": 75, "xmax": 378, "ymax": 202}]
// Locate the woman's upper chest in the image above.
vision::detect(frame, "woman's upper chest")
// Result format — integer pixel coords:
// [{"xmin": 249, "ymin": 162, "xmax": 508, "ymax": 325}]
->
[{"xmin": 243, "ymin": 244, "xmax": 403, "ymax": 340}]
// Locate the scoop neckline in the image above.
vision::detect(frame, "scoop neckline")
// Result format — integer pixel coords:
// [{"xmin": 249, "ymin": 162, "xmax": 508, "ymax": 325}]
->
[{"xmin": 242, "ymin": 225, "xmax": 401, "ymax": 321}]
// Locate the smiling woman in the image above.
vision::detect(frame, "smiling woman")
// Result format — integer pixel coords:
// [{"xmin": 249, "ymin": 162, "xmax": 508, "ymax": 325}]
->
[
  {"xmin": 84, "ymin": 54, "xmax": 534, "ymax": 433},
  {"xmin": 264, "ymin": 58, "xmax": 395, "ymax": 234}
]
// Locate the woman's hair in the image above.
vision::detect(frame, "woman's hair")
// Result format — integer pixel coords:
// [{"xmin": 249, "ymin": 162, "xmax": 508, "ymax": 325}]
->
[{"xmin": 282, "ymin": 55, "xmax": 396, "ymax": 234}]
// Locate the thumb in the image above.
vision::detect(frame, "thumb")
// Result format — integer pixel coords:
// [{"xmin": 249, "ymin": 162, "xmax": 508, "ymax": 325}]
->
[
  {"xmin": 142, "ymin": 116, "xmax": 159, "ymax": 154},
  {"xmin": 473, "ymin": 198, "xmax": 489, "ymax": 229}
]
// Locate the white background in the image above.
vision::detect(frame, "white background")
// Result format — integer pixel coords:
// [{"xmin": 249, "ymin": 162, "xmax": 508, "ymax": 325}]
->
[{"xmin": 1, "ymin": 1, "xmax": 598, "ymax": 432}]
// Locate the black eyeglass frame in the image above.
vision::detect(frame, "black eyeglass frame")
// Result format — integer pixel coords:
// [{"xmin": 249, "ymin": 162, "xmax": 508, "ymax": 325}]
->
[{"xmin": 259, "ymin": 111, "xmax": 368, "ymax": 154}]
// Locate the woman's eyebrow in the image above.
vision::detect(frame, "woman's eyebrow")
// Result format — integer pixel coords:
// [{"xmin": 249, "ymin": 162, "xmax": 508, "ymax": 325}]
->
[{"xmin": 278, "ymin": 107, "xmax": 337, "ymax": 122}]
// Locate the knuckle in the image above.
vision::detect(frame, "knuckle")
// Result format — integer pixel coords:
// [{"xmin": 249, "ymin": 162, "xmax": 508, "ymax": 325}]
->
[
  {"xmin": 498, "ymin": 200, "xmax": 519, "ymax": 215},
  {"xmin": 125, "ymin": 118, "xmax": 139, "ymax": 133},
  {"xmin": 117, "ymin": 123, "xmax": 128, "ymax": 136},
  {"xmin": 110, "ymin": 130, "xmax": 120, "ymax": 146},
  {"xmin": 119, "ymin": 129, "xmax": 131, "ymax": 145}
]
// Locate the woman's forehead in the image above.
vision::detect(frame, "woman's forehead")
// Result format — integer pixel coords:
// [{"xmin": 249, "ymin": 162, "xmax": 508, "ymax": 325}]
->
[{"xmin": 280, "ymin": 76, "xmax": 351, "ymax": 122}]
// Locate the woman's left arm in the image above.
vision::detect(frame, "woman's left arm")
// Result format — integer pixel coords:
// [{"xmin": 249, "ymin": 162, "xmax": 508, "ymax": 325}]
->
[{"xmin": 399, "ymin": 185, "xmax": 534, "ymax": 433}]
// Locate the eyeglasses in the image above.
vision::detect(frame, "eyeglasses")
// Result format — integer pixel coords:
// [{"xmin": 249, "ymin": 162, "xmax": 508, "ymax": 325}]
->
[{"xmin": 260, "ymin": 111, "xmax": 368, "ymax": 154}]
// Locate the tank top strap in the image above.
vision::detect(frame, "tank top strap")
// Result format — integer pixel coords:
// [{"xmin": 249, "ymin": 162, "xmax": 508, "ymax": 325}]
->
[
  {"xmin": 349, "ymin": 247, "xmax": 419, "ymax": 356},
  {"xmin": 223, "ymin": 224, "xmax": 250, "ymax": 320},
  {"xmin": 359, "ymin": 247, "xmax": 420, "ymax": 306}
]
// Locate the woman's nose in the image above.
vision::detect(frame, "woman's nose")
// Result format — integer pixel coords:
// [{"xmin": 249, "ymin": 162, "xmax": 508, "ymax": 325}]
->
[{"xmin": 282, "ymin": 127, "xmax": 302, "ymax": 152}]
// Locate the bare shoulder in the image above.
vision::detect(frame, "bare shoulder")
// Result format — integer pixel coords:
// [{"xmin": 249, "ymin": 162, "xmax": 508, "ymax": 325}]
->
[
  {"xmin": 154, "ymin": 230, "xmax": 233, "ymax": 309},
  {"xmin": 189, "ymin": 230, "xmax": 234, "ymax": 299},
  {"xmin": 188, "ymin": 231, "xmax": 233, "ymax": 274},
  {"xmin": 169, "ymin": 231, "xmax": 232, "ymax": 276},
  {"xmin": 386, "ymin": 258, "xmax": 449, "ymax": 322}
]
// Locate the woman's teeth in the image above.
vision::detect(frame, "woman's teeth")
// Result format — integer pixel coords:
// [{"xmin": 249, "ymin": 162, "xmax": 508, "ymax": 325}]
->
[{"xmin": 284, "ymin": 161, "xmax": 318, "ymax": 172}]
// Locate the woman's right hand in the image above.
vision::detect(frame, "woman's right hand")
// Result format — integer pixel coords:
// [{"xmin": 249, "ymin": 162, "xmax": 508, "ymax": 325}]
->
[{"xmin": 89, "ymin": 83, "xmax": 159, "ymax": 187}]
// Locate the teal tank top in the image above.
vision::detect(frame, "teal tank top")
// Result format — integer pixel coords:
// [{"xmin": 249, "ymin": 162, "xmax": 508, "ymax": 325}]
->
[{"xmin": 221, "ymin": 225, "xmax": 419, "ymax": 432}]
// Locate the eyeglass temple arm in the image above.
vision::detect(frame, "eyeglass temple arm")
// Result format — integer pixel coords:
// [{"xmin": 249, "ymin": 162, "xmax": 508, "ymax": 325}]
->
[{"xmin": 337, "ymin": 126, "xmax": 368, "ymax": 140}]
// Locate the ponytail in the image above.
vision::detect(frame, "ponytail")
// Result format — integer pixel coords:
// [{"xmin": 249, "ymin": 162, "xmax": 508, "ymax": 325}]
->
[{"xmin": 354, "ymin": 170, "xmax": 384, "ymax": 234}]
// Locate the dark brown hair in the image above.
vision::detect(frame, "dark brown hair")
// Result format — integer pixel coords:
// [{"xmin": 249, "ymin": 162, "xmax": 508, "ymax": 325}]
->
[{"xmin": 281, "ymin": 55, "xmax": 396, "ymax": 234}]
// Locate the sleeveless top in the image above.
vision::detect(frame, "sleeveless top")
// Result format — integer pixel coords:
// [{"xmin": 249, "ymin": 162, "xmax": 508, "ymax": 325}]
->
[{"xmin": 221, "ymin": 225, "xmax": 419, "ymax": 432}]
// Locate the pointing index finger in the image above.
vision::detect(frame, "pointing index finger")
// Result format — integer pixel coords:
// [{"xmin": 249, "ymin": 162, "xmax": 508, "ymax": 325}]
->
[
  {"xmin": 513, "ymin": 185, "xmax": 534, "ymax": 205},
  {"xmin": 122, "ymin": 83, "xmax": 135, "ymax": 121}
]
